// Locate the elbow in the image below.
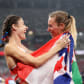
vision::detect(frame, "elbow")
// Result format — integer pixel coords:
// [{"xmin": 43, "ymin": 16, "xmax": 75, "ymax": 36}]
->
[
  {"xmin": 19, "ymin": 56, "xmax": 30, "ymax": 65},
  {"xmin": 34, "ymin": 64, "xmax": 41, "ymax": 68},
  {"xmin": 33, "ymin": 60, "xmax": 42, "ymax": 68},
  {"xmin": 20, "ymin": 57, "xmax": 43, "ymax": 68},
  {"xmin": 33, "ymin": 58, "xmax": 47, "ymax": 68},
  {"xmin": 22, "ymin": 58, "xmax": 41, "ymax": 68},
  {"xmin": 34, "ymin": 63, "xmax": 41, "ymax": 68},
  {"xmin": 26, "ymin": 61, "xmax": 41, "ymax": 68}
]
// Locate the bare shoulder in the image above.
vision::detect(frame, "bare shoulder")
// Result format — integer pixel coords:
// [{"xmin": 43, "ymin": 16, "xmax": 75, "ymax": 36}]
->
[{"xmin": 4, "ymin": 43, "xmax": 16, "ymax": 56}]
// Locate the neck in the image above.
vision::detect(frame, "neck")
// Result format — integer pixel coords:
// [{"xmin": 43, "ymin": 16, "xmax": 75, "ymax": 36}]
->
[{"xmin": 9, "ymin": 33, "xmax": 21, "ymax": 46}]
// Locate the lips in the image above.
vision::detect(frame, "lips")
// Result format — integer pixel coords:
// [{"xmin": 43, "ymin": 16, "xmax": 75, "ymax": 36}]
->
[{"xmin": 24, "ymin": 30, "xmax": 27, "ymax": 33}]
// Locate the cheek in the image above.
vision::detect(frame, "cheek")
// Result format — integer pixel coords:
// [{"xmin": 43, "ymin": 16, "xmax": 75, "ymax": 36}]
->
[
  {"xmin": 18, "ymin": 28, "xmax": 24, "ymax": 33},
  {"xmin": 48, "ymin": 27, "xmax": 52, "ymax": 31},
  {"xmin": 52, "ymin": 28, "xmax": 60, "ymax": 35},
  {"xmin": 17, "ymin": 29, "xmax": 24, "ymax": 36},
  {"xmin": 53, "ymin": 28, "xmax": 58, "ymax": 32},
  {"xmin": 19, "ymin": 33, "xmax": 26, "ymax": 40}
]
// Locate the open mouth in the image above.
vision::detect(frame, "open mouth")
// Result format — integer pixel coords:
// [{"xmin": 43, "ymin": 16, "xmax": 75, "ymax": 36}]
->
[{"xmin": 24, "ymin": 30, "xmax": 27, "ymax": 33}]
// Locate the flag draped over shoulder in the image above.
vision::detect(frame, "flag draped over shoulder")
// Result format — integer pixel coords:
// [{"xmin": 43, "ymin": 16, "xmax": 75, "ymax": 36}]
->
[
  {"xmin": 53, "ymin": 33, "xmax": 83, "ymax": 84},
  {"xmin": 11, "ymin": 33, "xmax": 82, "ymax": 84}
]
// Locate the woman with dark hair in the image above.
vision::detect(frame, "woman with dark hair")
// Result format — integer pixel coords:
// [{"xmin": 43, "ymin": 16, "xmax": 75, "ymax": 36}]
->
[{"xmin": 0, "ymin": 15, "xmax": 69, "ymax": 84}]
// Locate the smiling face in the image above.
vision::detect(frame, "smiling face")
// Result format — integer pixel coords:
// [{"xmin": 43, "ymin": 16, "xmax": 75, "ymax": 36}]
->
[
  {"xmin": 14, "ymin": 18, "xmax": 28, "ymax": 40},
  {"xmin": 48, "ymin": 17, "xmax": 64, "ymax": 38}
]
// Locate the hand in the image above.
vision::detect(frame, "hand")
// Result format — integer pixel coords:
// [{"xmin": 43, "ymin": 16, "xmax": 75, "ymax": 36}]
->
[{"xmin": 56, "ymin": 34, "xmax": 70, "ymax": 49}]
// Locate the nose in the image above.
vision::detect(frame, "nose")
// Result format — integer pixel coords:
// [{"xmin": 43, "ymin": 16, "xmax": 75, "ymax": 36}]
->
[{"xmin": 25, "ymin": 25, "xmax": 28, "ymax": 30}]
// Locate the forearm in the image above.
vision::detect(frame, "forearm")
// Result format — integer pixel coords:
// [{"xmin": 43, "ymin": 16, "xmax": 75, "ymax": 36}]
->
[{"xmin": 33, "ymin": 45, "xmax": 61, "ymax": 67}]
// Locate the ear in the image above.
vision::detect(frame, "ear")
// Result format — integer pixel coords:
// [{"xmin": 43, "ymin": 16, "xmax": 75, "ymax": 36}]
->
[
  {"xmin": 59, "ymin": 23, "xmax": 65, "ymax": 30},
  {"xmin": 11, "ymin": 24, "xmax": 17, "ymax": 31}
]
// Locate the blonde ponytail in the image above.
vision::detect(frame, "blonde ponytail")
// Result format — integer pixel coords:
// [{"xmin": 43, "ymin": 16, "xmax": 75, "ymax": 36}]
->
[{"xmin": 70, "ymin": 16, "xmax": 77, "ymax": 47}]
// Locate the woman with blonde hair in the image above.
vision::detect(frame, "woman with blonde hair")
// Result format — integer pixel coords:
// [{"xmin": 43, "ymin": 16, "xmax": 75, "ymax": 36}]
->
[{"xmin": 48, "ymin": 10, "xmax": 82, "ymax": 84}]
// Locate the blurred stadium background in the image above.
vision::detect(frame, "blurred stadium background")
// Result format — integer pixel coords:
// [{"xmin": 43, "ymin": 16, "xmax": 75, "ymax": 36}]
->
[{"xmin": 0, "ymin": 0, "xmax": 84, "ymax": 83}]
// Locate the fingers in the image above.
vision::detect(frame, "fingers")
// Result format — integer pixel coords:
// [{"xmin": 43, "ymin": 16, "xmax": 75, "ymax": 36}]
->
[
  {"xmin": 60, "ymin": 34, "xmax": 70, "ymax": 48},
  {"xmin": 56, "ymin": 34, "xmax": 71, "ymax": 49},
  {"xmin": 63, "ymin": 34, "xmax": 70, "ymax": 40},
  {"xmin": 62, "ymin": 34, "xmax": 70, "ymax": 44}
]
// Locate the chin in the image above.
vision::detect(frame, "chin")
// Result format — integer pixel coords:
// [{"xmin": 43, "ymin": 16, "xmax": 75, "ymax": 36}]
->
[
  {"xmin": 20, "ymin": 36, "xmax": 26, "ymax": 40},
  {"xmin": 23, "ymin": 37, "xmax": 26, "ymax": 40},
  {"xmin": 51, "ymin": 33, "xmax": 58, "ymax": 38}
]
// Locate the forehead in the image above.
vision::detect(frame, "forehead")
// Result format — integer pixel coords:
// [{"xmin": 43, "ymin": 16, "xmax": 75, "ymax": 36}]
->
[
  {"xmin": 48, "ymin": 17, "xmax": 57, "ymax": 25},
  {"xmin": 48, "ymin": 17, "xmax": 56, "ymax": 24},
  {"xmin": 17, "ymin": 18, "xmax": 24, "ymax": 24}
]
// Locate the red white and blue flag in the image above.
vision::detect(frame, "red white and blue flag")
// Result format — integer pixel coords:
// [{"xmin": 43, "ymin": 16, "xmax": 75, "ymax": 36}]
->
[
  {"xmin": 53, "ymin": 33, "xmax": 82, "ymax": 84},
  {"xmin": 11, "ymin": 33, "xmax": 82, "ymax": 84},
  {"xmin": 54, "ymin": 33, "xmax": 74, "ymax": 84}
]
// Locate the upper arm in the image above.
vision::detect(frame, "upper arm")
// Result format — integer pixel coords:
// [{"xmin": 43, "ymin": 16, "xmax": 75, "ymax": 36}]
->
[{"xmin": 4, "ymin": 45, "xmax": 36, "ymax": 65}]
